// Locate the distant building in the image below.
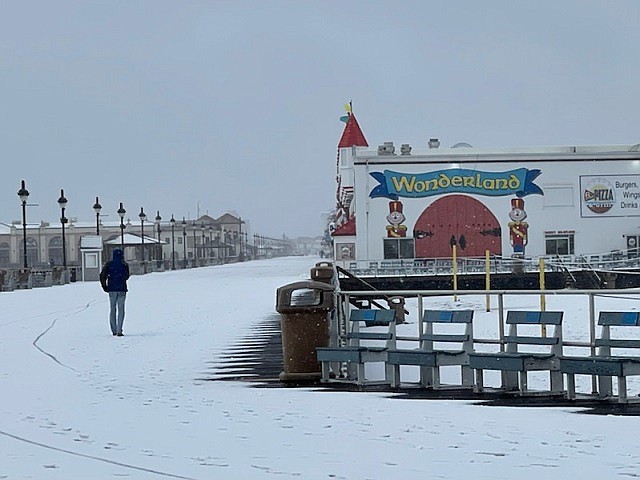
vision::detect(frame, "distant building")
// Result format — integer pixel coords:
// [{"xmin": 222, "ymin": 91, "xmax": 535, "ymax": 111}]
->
[{"xmin": 0, "ymin": 212, "xmax": 249, "ymax": 269}]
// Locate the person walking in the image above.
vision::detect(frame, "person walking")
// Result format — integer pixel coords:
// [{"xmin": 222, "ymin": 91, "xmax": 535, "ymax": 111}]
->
[{"xmin": 99, "ymin": 248, "xmax": 130, "ymax": 337}]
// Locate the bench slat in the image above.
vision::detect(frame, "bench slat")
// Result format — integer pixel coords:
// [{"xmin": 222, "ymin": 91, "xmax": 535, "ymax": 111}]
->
[
  {"xmin": 504, "ymin": 335, "xmax": 559, "ymax": 345},
  {"xmin": 423, "ymin": 310, "xmax": 473, "ymax": 323},
  {"xmin": 350, "ymin": 309, "xmax": 396, "ymax": 324},
  {"xmin": 347, "ymin": 332, "xmax": 393, "ymax": 341},
  {"xmin": 595, "ymin": 339, "xmax": 640, "ymax": 349},
  {"xmin": 506, "ymin": 311, "xmax": 563, "ymax": 325},
  {"xmin": 420, "ymin": 334, "xmax": 469, "ymax": 343},
  {"xmin": 598, "ymin": 311, "xmax": 640, "ymax": 326}
]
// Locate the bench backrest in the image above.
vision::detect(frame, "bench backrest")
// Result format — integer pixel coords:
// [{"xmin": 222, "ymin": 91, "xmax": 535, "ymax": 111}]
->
[
  {"xmin": 347, "ymin": 308, "xmax": 397, "ymax": 348},
  {"xmin": 420, "ymin": 310, "xmax": 474, "ymax": 353},
  {"xmin": 504, "ymin": 311, "xmax": 563, "ymax": 355},
  {"xmin": 596, "ymin": 311, "xmax": 640, "ymax": 354}
]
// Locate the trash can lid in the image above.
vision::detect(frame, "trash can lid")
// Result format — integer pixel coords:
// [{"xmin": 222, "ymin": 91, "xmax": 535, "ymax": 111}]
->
[{"xmin": 276, "ymin": 280, "xmax": 334, "ymax": 312}]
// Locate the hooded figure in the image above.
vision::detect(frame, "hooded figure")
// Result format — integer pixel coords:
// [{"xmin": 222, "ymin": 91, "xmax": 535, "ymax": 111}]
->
[
  {"xmin": 100, "ymin": 249, "xmax": 129, "ymax": 292},
  {"xmin": 100, "ymin": 248, "xmax": 130, "ymax": 336}
]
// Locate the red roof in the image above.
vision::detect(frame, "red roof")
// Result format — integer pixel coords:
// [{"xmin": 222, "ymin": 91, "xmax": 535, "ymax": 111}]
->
[
  {"xmin": 332, "ymin": 216, "xmax": 356, "ymax": 236},
  {"xmin": 338, "ymin": 113, "xmax": 368, "ymax": 148}
]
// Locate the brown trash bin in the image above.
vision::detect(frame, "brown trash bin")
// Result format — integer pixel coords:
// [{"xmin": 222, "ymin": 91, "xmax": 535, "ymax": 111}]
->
[
  {"xmin": 275, "ymin": 280, "xmax": 334, "ymax": 382},
  {"xmin": 311, "ymin": 261, "xmax": 334, "ymax": 284}
]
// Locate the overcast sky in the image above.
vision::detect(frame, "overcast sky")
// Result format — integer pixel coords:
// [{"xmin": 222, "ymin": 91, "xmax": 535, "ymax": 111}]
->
[{"xmin": 2, "ymin": 1, "xmax": 639, "ymax": 238}]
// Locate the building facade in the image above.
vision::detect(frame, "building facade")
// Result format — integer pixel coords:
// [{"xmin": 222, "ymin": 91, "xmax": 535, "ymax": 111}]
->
[
  {"xmin": 0, "ymin": 211, "xmax": 249, "ymax": 269},
  {"xmin": 332, "ymin": 113, "xmax": 640, "ymax": 268}
]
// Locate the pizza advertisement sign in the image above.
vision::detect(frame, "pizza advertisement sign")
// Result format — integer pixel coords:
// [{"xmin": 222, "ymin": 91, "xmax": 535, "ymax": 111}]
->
[{"xmin": 580, "ymin": 175, "xmax": 640, "ymax": 217}]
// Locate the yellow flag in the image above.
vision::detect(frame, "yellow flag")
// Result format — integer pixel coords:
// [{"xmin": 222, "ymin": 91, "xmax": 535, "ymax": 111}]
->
[{"xmin": 343, "ymin": 103, "xmax": 352, "ymax": 113}]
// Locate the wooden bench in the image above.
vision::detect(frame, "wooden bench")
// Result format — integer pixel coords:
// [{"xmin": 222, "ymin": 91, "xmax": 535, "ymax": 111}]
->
[
  {"xmin": 561, "ymin": 311, "xmax": 640, "ymax": 403},
  {"xmin": 386, "ymin": 310, "xmax": 474, "ymax": 388},
  {"xmin": 316, "ymin": 308, "xmax": 397, "ymax": 385},
  {"xmin": 469, "ymin": 311, "xmax": 564, "ymax": 395}
]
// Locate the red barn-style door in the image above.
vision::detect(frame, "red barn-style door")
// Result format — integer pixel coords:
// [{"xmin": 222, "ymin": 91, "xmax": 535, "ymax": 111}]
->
[{"xmin": 413, "ymin": 195, "xmax": 502, "ymax": 258}]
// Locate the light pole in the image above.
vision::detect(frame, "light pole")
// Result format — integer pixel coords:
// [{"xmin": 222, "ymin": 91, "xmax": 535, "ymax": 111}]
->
[
  {"xmin": 57, "ymin": 189, "xmax": 68, "ymax": 269},
  {"xmin": 17, "ymin": 180, "xmax": 29, "ymax": 268},
  {"xmin": 93, "ymin": 197, "xmax": 102, "ymax": 235},
  {"xmin": 209, "ymin": 226, "xmax": 214, "ymax": 260},
  {"xmin": 139, "ymin": 207, "xmax": 147, "ymax": 269},
  {"xmin": 170, "ymin": 215, "xmax": 176, "ymax": 270},
  {"xmin": 238, "ymin": 216, "xmax": 243, "ymax": 261},
  {"xmin": 192, "ymin": 221, "xmax": 197, "ymax": 267},
  {"xmin": 182, "ymin": 217, "xmax": 187, "ymax": 268},
  {"xmin": 118, "ymin": 202, "xmax": 126, "ymax": 248},
  {"xmin": 223, "ymin": 228, "xmax": 228, "ymax": 263},
  {"xmin": 201, "ymin": 222, "xmax": 205, "ymax": 266},
  {"xmin": 155, "ymin": 211, "xmax": 162, "ymax": 263}
]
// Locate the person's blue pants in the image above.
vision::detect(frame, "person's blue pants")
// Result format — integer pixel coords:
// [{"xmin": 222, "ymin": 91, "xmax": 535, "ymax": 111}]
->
[{"xmin": 109, "ymin": 291, "xmax": 127, "ymax": 335}]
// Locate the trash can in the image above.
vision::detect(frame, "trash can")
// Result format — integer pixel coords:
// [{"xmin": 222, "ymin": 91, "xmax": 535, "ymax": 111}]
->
[
  {"xmin": 387, "ymin": 296, "xmax": 406, "ymax": 324},
  {"xmin": 311, "ymin": 261, "xmax": 334, "ymax": 284},
  {"xmin": 275, "ymin": 280, "xmax": 334, "ymax": 382}
]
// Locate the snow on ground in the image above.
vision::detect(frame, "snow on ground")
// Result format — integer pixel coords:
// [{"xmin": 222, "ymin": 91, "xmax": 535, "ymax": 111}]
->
[{"xmin": 1, "ymin": 256, "xmax": 640, "ymax": 479}]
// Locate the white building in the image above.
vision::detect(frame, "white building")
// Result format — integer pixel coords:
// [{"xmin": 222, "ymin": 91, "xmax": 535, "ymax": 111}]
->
[{"xmin": 332, "ymin": 112, "xmax": 640, "ymax": 269}]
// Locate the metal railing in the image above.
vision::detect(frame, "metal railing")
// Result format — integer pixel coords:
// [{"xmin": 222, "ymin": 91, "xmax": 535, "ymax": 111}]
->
[{"xmin": 333, "ymin": 287, "xmax": 640, "ymax": 393}]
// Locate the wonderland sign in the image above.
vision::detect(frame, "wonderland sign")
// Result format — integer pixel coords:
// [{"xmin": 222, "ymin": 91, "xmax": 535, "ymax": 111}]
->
[{"xmin": 369, "ymin": 168, "xmax": 543, "ymax": 199}]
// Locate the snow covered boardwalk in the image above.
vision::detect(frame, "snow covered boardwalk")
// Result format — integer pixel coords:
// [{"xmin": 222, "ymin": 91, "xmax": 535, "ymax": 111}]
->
[{"xmin": 2, "ymin": 256, "xmax": 640, "ymax": 479}]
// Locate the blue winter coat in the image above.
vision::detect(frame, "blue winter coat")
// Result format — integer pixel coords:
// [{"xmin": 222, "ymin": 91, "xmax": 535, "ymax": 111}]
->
[{"xmin": 99, "ymin": 249, "xmax": 130, "ymax": 292}]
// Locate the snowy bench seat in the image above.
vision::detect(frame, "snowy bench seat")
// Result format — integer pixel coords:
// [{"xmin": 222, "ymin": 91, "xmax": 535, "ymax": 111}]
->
[
  {"xmin": 316, "ymin": 308, "xmax": 397, "ymax": 385},
  {"xmin": 469, "ymin": 311, "xmax": 564, "ymax": 395},
  {"xmin": 561, "ymin": 311, "xmax": 640, "ymax": 403},
  {"xmin": 386, "ymin": 309, "xmax": 474, "ymax": 389}
]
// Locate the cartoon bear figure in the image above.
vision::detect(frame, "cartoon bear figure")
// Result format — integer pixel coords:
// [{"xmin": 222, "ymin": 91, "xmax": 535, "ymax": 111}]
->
[
  {"xmin": 386, "ymin": 200, "xmax": 407, "ymax": 238},
  {"xmin": 508, "ymin": 198, "xmax": 528, "ymax": 257}
]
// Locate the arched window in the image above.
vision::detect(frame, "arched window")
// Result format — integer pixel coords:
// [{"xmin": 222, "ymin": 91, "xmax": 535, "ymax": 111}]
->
[
  {"xmin": 48, "ymin": 236, "xmax": 63, "ymax": 266},
  {"xmin": 18, "ymin": 237, "xmax": 39, "ymax": 267}
]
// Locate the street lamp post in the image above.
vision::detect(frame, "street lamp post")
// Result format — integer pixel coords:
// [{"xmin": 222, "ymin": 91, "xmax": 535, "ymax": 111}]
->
[
  {"xmin": 170, "ymin": 215, "xmax": 176, "ymax": 270},
  {"xmin": 209, "ymin": 226, "xmax": 214, "ymax": 261},
  {"xmin": 139, "ymin": 207, "xmax": 147, "ymax": 271},
  {"xmin": 117, "ymin": 202, "xmax": 126, "ymax": 248},
  {"xmin": 223, "ymin": 228, "xmax": 228, "ymax": 263},
  {"xmin": 238, "ymin": 217, "xmax": 243, "ymax": 261},
  {"xmin": 155, "ymin": 211, "xmax": 162, "ymax": 263},
  {"xmin": 57, "ymin": 189, "xmax": 68, "ymax": 269},
  {"xmin": 17, "ymin": 180, "xmax": 29, "ymax": 269},
  {"xmin": 181, "ymin": 217, "xmax": 187, "ymax": 268},
  {"xmin": 93, "ymin": 197, "xmax": 102, "ymax": 235},
  {"xmin": 201, "ymin": 223, "xmax": 205, "ymax": 266},
  {"xmin": 192, "ymin": 221, "xmax": 197, "ymax": 267}
]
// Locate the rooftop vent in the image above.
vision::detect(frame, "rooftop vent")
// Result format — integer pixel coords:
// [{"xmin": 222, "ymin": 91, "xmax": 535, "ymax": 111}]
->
[
  {"xmin": 428, "ymin": 138, "xmax": 440, "ymax": 149},
  {"xmin": 378, "ymin": 141, "xmax": 395, "ymax": 156},
  {"xmin": 400, "ymin": 144, "xmax": 412, "ymax": 155},
  {"xmin": 451, "ymin": 142, "xmax": 473, "ymax": 148}
]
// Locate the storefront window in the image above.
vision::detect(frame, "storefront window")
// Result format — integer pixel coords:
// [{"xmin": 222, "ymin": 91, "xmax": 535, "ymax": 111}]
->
[
  {"xmin": 383, "ymin": 238, "xmax": 415, "ymax": 259},
  {"xmin": 545, "ymin": 233, "xmax": 575, "ymax": 255}
]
